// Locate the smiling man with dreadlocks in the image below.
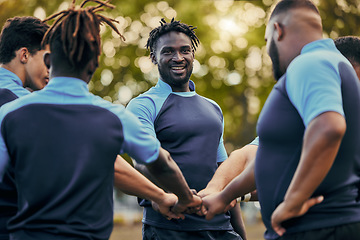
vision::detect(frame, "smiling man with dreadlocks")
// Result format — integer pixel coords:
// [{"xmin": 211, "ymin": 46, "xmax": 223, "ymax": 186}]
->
[
  {"xmin": 0, "ymin": 1, "xmax": 202, "ymax": 239},
  {"xmin": 126, "ymin": 18, "xmax": 244, "ymax": 240}
]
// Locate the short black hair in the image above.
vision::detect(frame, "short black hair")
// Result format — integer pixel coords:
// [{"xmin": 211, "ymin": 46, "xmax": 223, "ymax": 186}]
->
[
  {"xmin": 146, "ymin": 18, "xmax": 199, "ymax": 54},
  {"xmin": 335, "ymin": 36, "xmax": 360, "ymax": 66},
  {"xmin": 0, "ymin": 16, "xmax": 49, "ymax": 64},
  {"xmin": 270, "ymin": 0, "xmax": 320, "ymax": 20}
]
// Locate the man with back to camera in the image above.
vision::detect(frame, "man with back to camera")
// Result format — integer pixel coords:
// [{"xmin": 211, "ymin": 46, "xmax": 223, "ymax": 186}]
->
[
  {"xmin": 201, "ymin": 1, "xmax": 360, "ymax": 239},
  {"xmin": 199, "ymin": 36, "xmax": 360, "ymax": 204},
  {"xmin": 0, "ymin": 1, "xmax": 201, "ymax": 239},
  {"xmin": 0, "ymin": 16, "xmax": 49, "ymax": 240},
  {"xmin": 126, "ymin": 18, "xmax": 245, "ymax": 240}
]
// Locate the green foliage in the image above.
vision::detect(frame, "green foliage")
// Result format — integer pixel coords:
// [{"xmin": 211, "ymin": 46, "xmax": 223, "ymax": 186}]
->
[{"xmin": 1, "ymin": 0, "xmax": 359, "ymax": 151}]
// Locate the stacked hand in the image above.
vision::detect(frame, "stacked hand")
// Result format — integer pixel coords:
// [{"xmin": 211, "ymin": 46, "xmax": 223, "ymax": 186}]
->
[
  {"xmin": 151, "ymin": 193, "xmax": 183, "ymax": 220},
  {"xmin": 151, "ymin": 188, "xmax": 235, "ymax": 221}
]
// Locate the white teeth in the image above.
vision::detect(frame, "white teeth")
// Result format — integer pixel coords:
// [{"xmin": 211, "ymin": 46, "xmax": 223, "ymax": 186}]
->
[{"xmin": 172, "ymin": 66, "xmax": 184, "ymax": 70}]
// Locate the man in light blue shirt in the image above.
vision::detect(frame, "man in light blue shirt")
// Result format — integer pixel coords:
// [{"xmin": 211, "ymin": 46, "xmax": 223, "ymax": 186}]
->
[
  {"xmin": 0, "ymin": 2, "xmax": 201, "ymax": 240},
  {"xmin": 0, "ymin": 16, "xmax": 49, "ymax": 240}
]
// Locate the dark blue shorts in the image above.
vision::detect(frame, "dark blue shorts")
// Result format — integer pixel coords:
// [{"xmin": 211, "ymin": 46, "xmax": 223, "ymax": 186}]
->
[
  {"xmin": 278, "ymin": 221, "xmax": 360, "ymax": 240},
  {"xmin": 142, "ymin": 224, "xmax": 242, "ymax": 240}
]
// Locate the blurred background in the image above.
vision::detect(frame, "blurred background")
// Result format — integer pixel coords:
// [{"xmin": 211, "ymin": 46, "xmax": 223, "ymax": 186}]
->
[{"xmin": 1, "ymin": 0, "xmax": 359, "ymax": 239}]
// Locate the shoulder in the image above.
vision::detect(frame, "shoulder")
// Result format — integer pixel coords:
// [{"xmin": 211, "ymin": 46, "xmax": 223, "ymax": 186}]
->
[
  {"xmin": 198, "ymin": 95, "xmax": 223, "ymax": 112},
  {"xmin": 289, "ymin": 47, "xmax": 348, "ymax": 78},
  {"xmin": 0, "ymin": 94, "xmax": 32, "ymax": 128},
  {"xmin": 90, "ymin": 94, "xmax": 129, "ymax": 119},
  {"xmin": 127, "ymin": 87, "xmax": 170, "ymax": 116}
]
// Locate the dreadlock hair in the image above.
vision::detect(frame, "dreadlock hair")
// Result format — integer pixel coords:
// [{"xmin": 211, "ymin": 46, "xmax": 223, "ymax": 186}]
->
[
  {"xmin": 335, "ymin": 36, "xmax": 360, "ymax": 67},
  {"xmin": 146, "ymin": 18, "xmax": 199, "ymax": 56},
  {"xmin": 0, "ymin": 16, "xmax": 49, "ymax": 64},
  {"xmin": 42, "ymin": 0, "xmax": 124, "ymax": 71},
  {"xmin": 270, "ymin": 0, "xmax": 320, "ymax": 20}
]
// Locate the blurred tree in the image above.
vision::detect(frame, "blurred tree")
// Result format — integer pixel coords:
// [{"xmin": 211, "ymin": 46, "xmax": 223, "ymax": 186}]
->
[{"xmin": 0, "ymin": 0, "xmax": 359, "ymax": 152}]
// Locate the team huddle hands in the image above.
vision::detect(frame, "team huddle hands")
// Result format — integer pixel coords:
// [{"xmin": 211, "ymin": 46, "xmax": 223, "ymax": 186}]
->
[
  {"xmin": 1, "ymin": 0, "xmax": 360, "ymax": 238},
  {"xmin": 151, "ymin": 189, "xmax": 236, "ymax": 221}
]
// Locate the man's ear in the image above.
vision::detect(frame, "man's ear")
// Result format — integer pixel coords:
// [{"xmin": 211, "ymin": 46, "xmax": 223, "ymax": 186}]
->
[
  {"xmin": 43, "ymin": 52, "xmax": 51, "ymax": 70},
  {"xmin": 150, "ymin": 52, "xmax": 157, "ymax": 65},
  {"xmin": 19, "ymin": 47, "xmax": 29, "ymax": 64},
  {"xmin": 274, "ymin": 22, "xmax": 284, "ymax": 41}
]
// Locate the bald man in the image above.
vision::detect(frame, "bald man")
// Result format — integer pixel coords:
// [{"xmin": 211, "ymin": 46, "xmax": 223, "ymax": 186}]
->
[
  {"xmin": 201, "ymin": 1, "xmax": 360, "ymax": 239},
  {"xmin": 199, "ymin": 35, "xmax": 360, "ymax": 204}
]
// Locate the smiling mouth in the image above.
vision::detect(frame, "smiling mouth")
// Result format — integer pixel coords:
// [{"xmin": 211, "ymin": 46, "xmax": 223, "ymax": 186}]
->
[{"xmin": 171, "ymin": 66, "xmax": 186, "ymax": 74}]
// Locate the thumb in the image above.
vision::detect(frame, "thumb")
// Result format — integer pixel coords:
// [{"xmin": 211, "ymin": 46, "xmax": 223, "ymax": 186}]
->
[
  {"xmin": 205, "ymin": 209, "xmax": 215, "ymax": 220},
  {"xmin": 305, "ymin": 195, "xmax": 324, "ymax": 209}
]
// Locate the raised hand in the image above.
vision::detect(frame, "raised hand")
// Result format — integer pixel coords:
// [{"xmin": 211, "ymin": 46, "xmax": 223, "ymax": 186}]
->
[{"xmin": 271, "ymin": 195, "xmax": 324, "ymax": 236}]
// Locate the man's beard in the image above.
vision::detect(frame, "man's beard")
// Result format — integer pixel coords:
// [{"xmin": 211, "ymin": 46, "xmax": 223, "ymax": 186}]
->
[
  {"xmin": 269, "ymin": 40, "xmax": 283, "ymax": 81},
  {"xmin": 158, "ymin": 65, "xmax": 193, "ymax": 87}
]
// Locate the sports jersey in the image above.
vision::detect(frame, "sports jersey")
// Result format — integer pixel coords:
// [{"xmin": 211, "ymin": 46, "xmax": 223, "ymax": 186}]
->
[
  {"xmin": 0, "ymin": 77, "xmax": 160, "ymax": 240},
  {"xmin": 255, "ymin": 39, "xmax": 360, "ymax": 239},
  {"xmin": 0, "ymin": 67, "xmax": 30, "ymax": 240},
  {"xmin": 127, "ymin": 79, "xmax": 232, "ymax": 231},
  {"xmin": 0, "ymin": 67, "xmax": 29, "ymax": 106},
  {"xmin": 249, "ymin": 136, "xmax": 259, "ymax": 146}
]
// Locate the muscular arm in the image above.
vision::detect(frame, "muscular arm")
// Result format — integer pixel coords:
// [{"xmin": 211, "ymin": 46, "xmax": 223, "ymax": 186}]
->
[
  {"xmin": 114, "ymin": 155, "xmax": 181, "ymax": 219},
  {"xmin": 229, "ymin": 203, "xmax": 247, "ymax": 240},
  {"xmin": 202, "ymin": 144, "xmax": 258, "ymax": 195},
  {"xmin": 271, "ymin": 112, "xmax": 346, "ymax": 236},
  {"xmin": 202, "ymin": 159, "xmax": 257, "ymax": 220},
  {"xmin": 145, "ymin": 147, "xmax": 201, "ymax": 212},
  {"xmin": 114, "ymin": 155, "xmax": 166, "ymax": 201},
  {"xmin": 133, "ymin": 161, "xmax": 165, "ymax": 190}
]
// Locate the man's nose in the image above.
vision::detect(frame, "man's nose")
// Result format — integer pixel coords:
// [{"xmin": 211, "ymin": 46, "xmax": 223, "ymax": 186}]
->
[{"xmin": 172, "ymin": 51, "xmax": 184, "ymax": 61}]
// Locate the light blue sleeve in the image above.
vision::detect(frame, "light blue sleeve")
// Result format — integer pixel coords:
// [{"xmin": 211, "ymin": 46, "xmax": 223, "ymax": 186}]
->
[
  {"xmin": 95, "ymin": 96, "xmax": 160, "ymax": 165},
  {"xmin": 286, "ymin": 54, "xmax": 344, "ymax": 127},
  {"xmin": 248, "ymin": 136, "xmax": 259, "ymax": 146},
  {"xmin": 119, "ymin": 109, "xmax": 160, "ymax": 165},
  {"xmin": 0, "ymin": 108, "xmax": 10, "ymax": 181},
  {"xmin": 0, "ymin": 135, "xmax": 10, "ymax": 181},
  {"xmin": 126, "ymin": 97, "xmax": 157, "ymax": 139},
  {"xmin": 217, "ymin": 120, "xmax": 228, "ymax": 163}
]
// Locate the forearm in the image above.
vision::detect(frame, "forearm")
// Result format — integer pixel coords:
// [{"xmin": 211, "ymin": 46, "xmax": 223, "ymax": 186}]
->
[
  {"xmin": 230, "ymin": 203, "xmax": 247, "ymax": 240},
  {"xmin": 206, "ymin": 144, "xmax": 258, "ymax": 192},
  {"xmin": 285, "ymin": 112, "xmax": 346, "ymax": 205},
  {"xmin": 113, "ymin": 155, "xmax": 167, "ymax": 203},
  {"xmin": 146, "ymin": 148, "xmax": 193, "ymax": 202},
  {"xmin": 134, "ymin": 162, "xmax": 166, "ymax": 189},
  {"xmin": 221, "ymin": 159, "xmax": 257, "ymax": 204}
]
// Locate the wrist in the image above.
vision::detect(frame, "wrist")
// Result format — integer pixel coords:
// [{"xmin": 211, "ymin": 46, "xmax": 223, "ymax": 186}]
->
[
  {"xmin": 205, "ymin": 182, "xmax": 225, "ymax": 193},
  {"xmin": 148, "ymin": 188, "xmax": 167, "ymax": 203}
]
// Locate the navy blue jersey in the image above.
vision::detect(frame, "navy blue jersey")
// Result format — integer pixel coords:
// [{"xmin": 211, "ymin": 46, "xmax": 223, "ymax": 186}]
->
[
  {"xmin": 0, "ymin": 67, "xmax": 30, "ymax": 240},
  {"xmin": 0, "ymin": 77, "xmax": 160, "ymax": 240},
  {"xmin": 127, "ymin": 79, "xmax": 232, "ymax": 231},
  {"xmin": 256, "ymin": 39, "xmax": 360, "ymax": 239}
]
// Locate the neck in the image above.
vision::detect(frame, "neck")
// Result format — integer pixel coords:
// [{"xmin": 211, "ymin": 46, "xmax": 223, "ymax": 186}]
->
[
  {"xmin": 160, "ymin": 78, "xmax": 191, "ymax": 92},
  {"xmin": 171, "ymin": 84, "xmax": 191, "ymax": 92},
  {"xmin": 0, "ymin": 62, "xmax": 25, "ymax": 86},
  {"xmin": 50, "ymin": 67, "xmax": 91, "ymax": 84}
]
